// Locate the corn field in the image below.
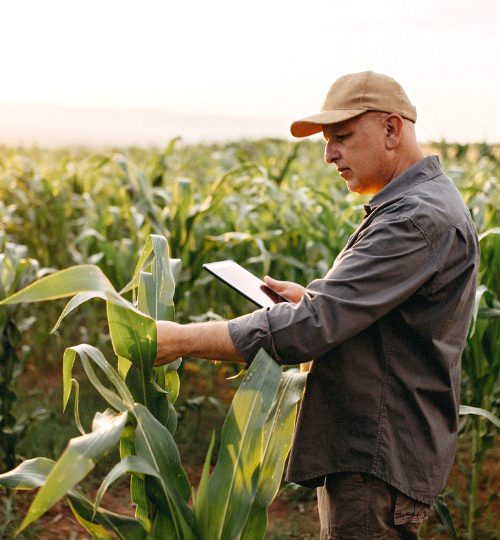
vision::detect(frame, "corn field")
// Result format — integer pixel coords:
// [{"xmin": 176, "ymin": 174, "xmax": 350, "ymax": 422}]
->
[{"xmin": 0, "ymin": 140, "xmax": 498, "ymax": 539}]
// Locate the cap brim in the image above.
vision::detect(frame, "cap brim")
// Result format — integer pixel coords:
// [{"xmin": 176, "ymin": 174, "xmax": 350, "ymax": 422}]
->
[{"xmin": 290, "ymin": 109, "xmax": 368, "ymax": 138}]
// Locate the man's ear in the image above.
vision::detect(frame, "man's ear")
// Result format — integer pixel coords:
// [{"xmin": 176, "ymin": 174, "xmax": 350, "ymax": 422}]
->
[{"xmin": 385, "ymin": 114, "xmax": 403, "ymax": 150}]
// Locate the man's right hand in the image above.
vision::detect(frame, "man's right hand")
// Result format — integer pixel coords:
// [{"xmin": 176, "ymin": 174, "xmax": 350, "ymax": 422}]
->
[{"xmin": 263, "ymin": 275, "xmax": 306, "ymax": 304}]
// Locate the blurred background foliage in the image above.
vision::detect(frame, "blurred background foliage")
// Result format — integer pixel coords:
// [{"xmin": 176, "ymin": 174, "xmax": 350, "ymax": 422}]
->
[{"xmin": 0, "ymin": 139, "xmax": 498, "ymax": 538}]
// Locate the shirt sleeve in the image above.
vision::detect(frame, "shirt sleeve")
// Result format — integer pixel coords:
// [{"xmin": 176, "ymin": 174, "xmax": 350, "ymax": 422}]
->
[{"xmin": 228, "ymin": 216, "xmax": 439, "ymax": 366}]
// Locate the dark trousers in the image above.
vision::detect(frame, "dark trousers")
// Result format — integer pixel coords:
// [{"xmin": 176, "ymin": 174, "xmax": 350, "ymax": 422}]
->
[{"xmin": 317, "ymin": 473, "xmax": 432, "ymax": 539}]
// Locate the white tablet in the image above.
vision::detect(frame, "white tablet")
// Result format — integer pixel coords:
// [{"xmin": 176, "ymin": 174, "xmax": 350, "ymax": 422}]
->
[{"xmin": 203, "ymin": 260, "xmax": 287, "ymax": 308}]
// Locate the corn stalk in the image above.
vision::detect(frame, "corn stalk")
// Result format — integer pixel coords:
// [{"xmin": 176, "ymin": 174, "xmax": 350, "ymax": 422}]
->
[{"xmin": 0, "ymin": 234, "xmax": 306, "ymax": 538}]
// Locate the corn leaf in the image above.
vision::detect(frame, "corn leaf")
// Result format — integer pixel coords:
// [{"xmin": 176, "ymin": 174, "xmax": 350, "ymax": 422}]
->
[
  {"xmin": 132, "ymin": 403, "xmax": 196, "ymax": 539},
  {"xmin": 94, "ymin": 455, "xmax": 162, "ymax": 511},
  {"xmin": 16, "ymin": 410, "xmax": 128, "ymax": 534},
  {"xmin": 0, "ymin": 264, "xmax": 121, "ymax": 305},
  {"xmin": 478, "ymin": 227, "xmax": 500, "ymax": 242},
  {"xmin": 107, "ymin": 302, "xmax": 172, "ymax": 426},
  {"xmin": 432, "ymin": 494, "xmax": 459, "ymax": 540},
  {"xmin": 153, "ymin": 510, "xmax": 178, "ymax": 539},
  {"xmin": 67, "ymin": 503, "xmax": 115, "ymax": 540},
  {"xmin": 51, "ymin": 291, "xmax": 106, "ymax": 333},
  {"xmin": 203, "ymin": 348, "xmax": 281, "ymax": 540},
  {"xmin": 470, "ymin": 285, "xmax": 490, "ymax": 337},
  {"xmin": 193, "ymin": 432, "xmax": 215, "ymax": 531},
  {"xmin": 0, "ymin": 457, "xmax": 145, "ymax": 540},
  {"xmin": 63, "ymin": 344, "xmax": 134, "ymax": 412},
  {"xmin": 240, "ymin": 369, "xmax": 307, "ymax": 540},
  {"xmin": 68, "ymin": 492, "xmax": 147, "ymax": 540},
  {"xmin": 459, "ymin": 404, "xmax": 500, "ymax": 428},
  {"xmin": 0, "ymin": 457, "xmax": 55, "ymax": 490}
]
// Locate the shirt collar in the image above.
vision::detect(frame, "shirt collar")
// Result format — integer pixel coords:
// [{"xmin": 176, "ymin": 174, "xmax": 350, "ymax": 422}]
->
[{"xmin": 365, "ymin": 155, "xmax": 442, "ymax": 214}]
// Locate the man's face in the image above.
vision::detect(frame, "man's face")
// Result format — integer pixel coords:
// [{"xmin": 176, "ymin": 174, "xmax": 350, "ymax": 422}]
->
[{"xmin": 323, "ymin": 112, "xmax": 392, "ymax": 194}]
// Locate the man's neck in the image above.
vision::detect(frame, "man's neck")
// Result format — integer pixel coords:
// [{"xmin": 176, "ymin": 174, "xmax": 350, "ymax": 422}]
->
[{"xmin": 389, "ymin": 147, "xmax": 425, "ymax": 183}]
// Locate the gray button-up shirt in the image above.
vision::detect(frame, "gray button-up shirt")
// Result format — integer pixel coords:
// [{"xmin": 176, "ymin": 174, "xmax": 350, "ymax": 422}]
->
[{"xmin": 228, "ymin": 156, "xmax": 479, "ymax": 504}]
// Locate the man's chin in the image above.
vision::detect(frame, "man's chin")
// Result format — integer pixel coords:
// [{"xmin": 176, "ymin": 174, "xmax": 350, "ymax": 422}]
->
[{"xmin": 345, "ymin": 179, "xmax": 362, "ymax": 194}]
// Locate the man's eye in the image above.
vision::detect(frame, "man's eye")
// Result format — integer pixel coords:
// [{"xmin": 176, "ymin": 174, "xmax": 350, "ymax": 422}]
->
[{"xmin": 335, "ymin": 134, "xmax": 349, "ymax": 142}]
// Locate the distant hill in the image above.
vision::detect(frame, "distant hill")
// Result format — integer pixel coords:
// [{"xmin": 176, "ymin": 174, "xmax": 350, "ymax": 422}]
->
[{"xmin": 0, "ymin": 103, "xmax": 293, "ymax": 147}]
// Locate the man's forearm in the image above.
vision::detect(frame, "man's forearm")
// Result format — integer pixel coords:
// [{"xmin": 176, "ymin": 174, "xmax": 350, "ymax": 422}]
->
[{"xmin": 156, "ymin": 320, "xmax": 244, "ymax": 365}]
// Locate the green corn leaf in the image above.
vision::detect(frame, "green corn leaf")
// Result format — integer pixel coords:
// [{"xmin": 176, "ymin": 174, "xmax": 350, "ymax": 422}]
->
[
  {"xmin": 68, "ymin": 503, "xmax": 115, "ymax": 540},
  {"xmin": 203, "ymin": 349, "xmax": 282, "ymax": 540},
  {"xmin": 459, "ymin": 404, "xmax": 500, "ymax": 428},
  {"xmin": 193, "ymin": 432, "xmax": 215, "ymax": 530},
  {"xmin": 254, "ymin": 370, "xmax": 307, "ymax": 506},
  {"xmin": 432, "ymin": 494, "xmax": 459, "ymax": 540},
  {"xmin": 71, "ymin": 379, "xmax": 86, "ymax": 435},
  {"xmin": 153, "ymin": 510, "xmax": 179, "ymax": 539},
  {"xmin": 16, "ymin": 410, "xmax": 128, "ymax": 534},
  {"xmin": 151, "ymin": 234, "xmax": 177, "ymax": 315},
  {"xmin": 0, "ymin": 264, "xmax": 121, "ymax": 305},
  {"xmin": 68, "ymin": 492, "xmax": 147, "ymax": 540},
  {"xmin": 470, "ymin": 285, "xmax": 490, "ymax": 337},
  {"xmin": 0, "ymin": 457, "xmax": 55, "ymax": 490},
  {"xmin": 134, "ymin": 235, "xmax": 177, "ymax": 321},
  {"xmin": 120, "ymin": 235, "xmax": 157, "ymax": 297},
  {"xmin": 114, "ymin": 156, "xmax": 163, "ymax": 234},
  {"xmin": 240, "ymin": 506, "xmax": 267, "ymax": 540},
  {"xmin": 119, "ymin": 234, "xmax": 180, "ymax": 307},
  {"xmin": 107, "ymin": 301, "xmax": 170, "ymax": 424},
  {"xmin": 0, "ymin": 264, "xmax": 143, "ymax": 351},
  {"xmin": 94, "ymin": 455, "xmax": 162, "ymax": 512},
  {"xmin": 107, "ymin": 302, "xmax": 156, "ymax": 378},
  {"xmin": 163, "ymin": 370, "xmax": 180, "ymax": 403},
  {"xmin": 132, "ymin": 403, "xmax": 196, "ymax": 539},
  {"xmin": 118, "ymin": 426, "xmax": 150, "ymax": 529},
  {"xmin": 0, "ymin": 458, "xmax": 145, "ymax": 540},
  {"xmin": 51, "ymin": 291, "xmax": 106, "ymax": 333},
  {"xmin": 240, "ymin": 369, "xmax": 307, "ymax": 540},
  {"xmin": 118, "ymin": 355, "xmax": 133, "ymax": 379},
  {"xmin": 63, "ymin": 344, "xmax": 134, "ymax": 412},
  {"xmin": 478, "ymin": 227, "xmax": 500, "ymax": 242},
  {"xmin": 138, "ymin": 271, "xmax": 156, "ymax": 316}
]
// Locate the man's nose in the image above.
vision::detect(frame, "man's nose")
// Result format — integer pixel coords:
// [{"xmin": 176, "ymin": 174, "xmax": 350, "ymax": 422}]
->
[{"xmin": 324, "ymin": 142, "xmax": 341, "ymax": 164}]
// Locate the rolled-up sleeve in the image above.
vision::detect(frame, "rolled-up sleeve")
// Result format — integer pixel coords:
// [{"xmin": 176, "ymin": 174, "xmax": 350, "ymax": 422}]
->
[{"xmin": 228, "ymin": 216, "xmax": 439, "ymax": 366}]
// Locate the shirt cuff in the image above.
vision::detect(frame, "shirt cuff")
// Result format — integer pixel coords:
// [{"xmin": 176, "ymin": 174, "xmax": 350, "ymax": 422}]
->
[{"xmin": 228, "ymin": 308, "xmax": 285, "ymax": 368}]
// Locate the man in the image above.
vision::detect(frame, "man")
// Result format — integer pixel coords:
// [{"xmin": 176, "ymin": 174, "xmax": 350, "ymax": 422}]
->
[{"xmin": 155, "ymin": 71, "xmax": 479, "ymax": 538}]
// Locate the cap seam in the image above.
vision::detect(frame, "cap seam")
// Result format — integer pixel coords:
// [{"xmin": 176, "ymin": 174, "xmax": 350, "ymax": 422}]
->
[{"xmin": 360, "ymin": 71, "xmax": 371, "ymax": 109}]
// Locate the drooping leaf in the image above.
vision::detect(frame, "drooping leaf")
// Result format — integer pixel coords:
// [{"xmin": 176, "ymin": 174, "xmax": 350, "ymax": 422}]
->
[
  {"xmin": 17, "ymin": 410, "xmax": 128, "ymax": 534},
  {"xmin": 0, "ymin": 457, "xmax": 145, "ymax": 540},
  {"xmin": 63, "ymin": 344, "xmax": 134, "ymax": 412},
  {"xmin": 51, "ymin": 291, "xmax": 106, "ymax": 333},
  {"xmin": 470, "ymin": 285, "xmax": 490, "ymax": 337},
  {"xmin": 0, "ymin": 457, "xmax": 55, "ymax": 490},
  {"xmin": 0, "ymin": 264, "xmax": 121, "ymax": 305},
  {"xmin": 68, "ymin": 492, "xmax": 147, "ymax": 540},
  {"xmin": 94, "ymin": 455, "xmax": 163, "ymax": 512},
  {"xmin": 459, "ymin": 404, "xmax": 500, "ymax": 428},
  {"xmin": 478, "ymin": 227, "xmax": 500, "ymax": 242}
]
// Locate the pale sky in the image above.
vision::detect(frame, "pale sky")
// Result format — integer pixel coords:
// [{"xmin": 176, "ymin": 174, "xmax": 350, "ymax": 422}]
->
[{"xmin": 1, "ymin": 0, "xmax": 499, "ymax": 144}]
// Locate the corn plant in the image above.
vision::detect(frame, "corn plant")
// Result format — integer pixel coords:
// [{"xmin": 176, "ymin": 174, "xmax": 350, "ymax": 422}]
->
[
  {"xmin": 457, "ymin": 280, "xmax": 499, "ymax": 539},
  {"xmin": 0, "ymin": 237, "xmax": 50, "ymax": 472},
  {"xmin": 0, "ymin": 234, "xmax": 307, "ymax": 538}
]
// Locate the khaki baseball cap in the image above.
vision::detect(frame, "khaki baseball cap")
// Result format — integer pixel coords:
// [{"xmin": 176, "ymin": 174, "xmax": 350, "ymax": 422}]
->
[{"xmin": 290, "ymin": 71, "xmax": 417, "ymax": 138}]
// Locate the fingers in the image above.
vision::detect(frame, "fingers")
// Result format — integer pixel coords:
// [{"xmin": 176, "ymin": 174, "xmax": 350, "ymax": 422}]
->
[{"xmin": 264, "ymin": 275, "xmax": 282, "ymax": 290}]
